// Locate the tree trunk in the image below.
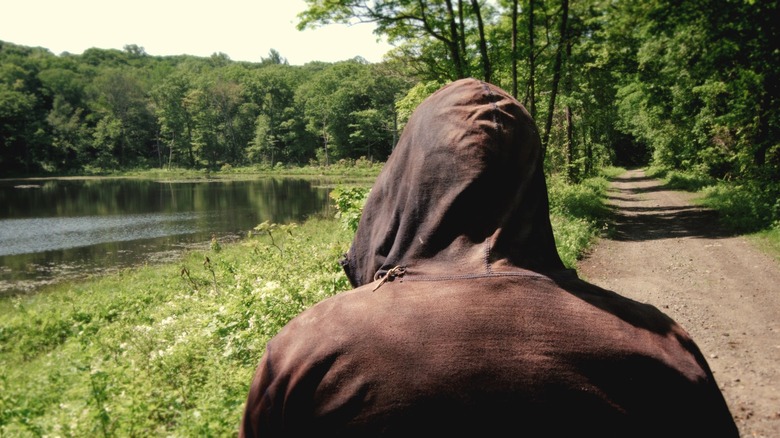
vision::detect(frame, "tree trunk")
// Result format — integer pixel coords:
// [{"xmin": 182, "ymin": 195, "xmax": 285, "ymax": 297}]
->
[
  {"xmin": 392, "ymin": 103, "xmax": 398, "ymax": 151},
  {"xmin": 753, "ymin": 92, "xmax": 769, "ymax": 169},
  {"xmin": 527, "ymin": 0, "xmax": 536, "ymax": 119},
  {"xmin": 323, "ymin": 125, "xmax": 329, "ymax": 166},
  {"xmin": 565, "ymin": 25, "xmax": 575, "ymax": 182},
  {"xmin": 458, "ymin": 0, "xmax": 467, "ymax": 68},
  {"xmin": 584, "ymin": 128, "xmax": 593, "ymax": 176},
  {"xmin": 511, "ymin": 0, "xmax": 519, "ymax": 98},
  {"xmin": 542, "ymin": 0, "xmax": 569, "ymax": 156},
  {"xmin": 155, "ymin": 128, "xmax": 162, "ymax": 168},
  {"xmin": 444, "ymin": 0, "xmax": 466, "ymax": 78},
  {"xmin": 168, "ymin": 131, "xmax": 174, "ymax": 169},
  {"xmin": 186, "ymin": 124, "xmax": 194, "ymax": 167},
  {"xmin": 471, "ymin": 0, "xmax": 492, "ymax": 83},
  {"xmin": 566, "ymin": 106, "xmax": 574, "ymax": 181}
]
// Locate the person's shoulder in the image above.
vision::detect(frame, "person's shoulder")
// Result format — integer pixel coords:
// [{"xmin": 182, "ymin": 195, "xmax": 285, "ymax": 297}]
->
[{"xmin": 554, "ymin": 273, "xmax": 681, "ymax": 335}]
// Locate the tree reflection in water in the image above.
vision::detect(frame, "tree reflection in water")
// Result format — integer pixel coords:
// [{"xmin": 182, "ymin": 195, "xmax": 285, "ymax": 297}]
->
[{"xmin": 0, "ymin": 177, "xmax": 333, "ymax": 296}]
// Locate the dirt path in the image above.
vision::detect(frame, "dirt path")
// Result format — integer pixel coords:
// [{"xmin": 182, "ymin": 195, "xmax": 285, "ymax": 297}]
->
[{"xmin": 577, "ymin": 168, "xmax": 780, "ymax": 438}]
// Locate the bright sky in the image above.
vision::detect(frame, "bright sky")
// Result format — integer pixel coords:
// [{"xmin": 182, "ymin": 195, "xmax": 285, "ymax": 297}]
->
[{"xmin": 1, "ymin": 0, "xmax": 394, "ymax": 65}]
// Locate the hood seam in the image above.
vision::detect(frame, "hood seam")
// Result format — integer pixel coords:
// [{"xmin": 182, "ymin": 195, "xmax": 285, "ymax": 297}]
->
[
  {"xmin": 479, "ymin": 80, "xmax": 500, "ymax": 129},
  {"xmin": 398, "ymin": 271, "xmax": 554, "ymax": 282}
]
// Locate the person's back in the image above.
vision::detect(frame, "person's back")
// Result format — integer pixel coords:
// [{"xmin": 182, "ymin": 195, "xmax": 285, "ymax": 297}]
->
[{"xmin": 239, "ymin": 78, "xmax": 738, "ymax": 437}]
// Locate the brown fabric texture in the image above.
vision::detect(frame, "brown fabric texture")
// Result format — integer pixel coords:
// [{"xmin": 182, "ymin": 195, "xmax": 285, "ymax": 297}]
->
[
  {"xmin": 341, "ymin": 78, "xmax": 565, "ymax": 287},
  {"xmin": 239, "ymin": 78, "xmax": 738, "ymax": 437}
]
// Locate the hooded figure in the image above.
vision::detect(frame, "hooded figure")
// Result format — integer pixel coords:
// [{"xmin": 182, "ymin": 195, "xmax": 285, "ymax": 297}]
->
[{"xmin": 239, "ymin": 79, "xmax": 738, "ymax": 437}]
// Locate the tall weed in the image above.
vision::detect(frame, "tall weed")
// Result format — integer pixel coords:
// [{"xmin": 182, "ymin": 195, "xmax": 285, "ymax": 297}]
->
[{"xmin": 547, "ymin": 170, "xmax": 616, "ymax": 267}]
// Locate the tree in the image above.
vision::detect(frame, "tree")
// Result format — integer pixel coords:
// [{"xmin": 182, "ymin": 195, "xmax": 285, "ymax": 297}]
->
[
  {"xmin": 541, "ymin": 0, "xmax": 568, "ymax": 154},
  {"xmin": 298, "ymin": 0, "xmax": 494, "ymax": 82},
  {"xmin": 151, "ymin": 71, "xmax": 196, "ymax": 168},
  {"xmin": 526, "ymin": 0, "xmax": 536, "ymax": 118},
  {"xmin": 510, "ymin": 0, "xmax": 518, "ymax": 97},
  {"xmin": 260, "ymin": 49, "xmax": 288, "ymax": 66},
  {"xmin": 38, "ymin": 63, "xmax": 92, "ymax": 171},
  {"xmin": 91, "ymin": 114, "xmax": 122, "ymax": 168},
  {"xmin": 186, "ymin": 86, "xmax": 222, "ymax": 169},
  {"xmin": 244, "ymin": 65, "xmax": 305, "ymax": 164},
  {"xmin": 296, "ymin": 60, "xmax": 410, "ymax": 164},
  {"xmin": 0, "ymin": 77, "xmax": 39, "ymax": 172},
  {"xmin": 88, "ymin": 68, "xmax": 155, "ymax": 167},
  {"xmin": 470, "ymin": 0, "xmax": 492, "ymax": 83},
  {"xmin": 248, "ymin": 113, "xmax": 276, "ymax": 164},
  {"xmin": 296, "ymin": 61, "xmax": 363, "ymax": 164},
  {"xmin": 0, "ymin": 46, "xmax": 49, "ymax": 174},
  {"xmin": 605, "ymin": 0, "xmax": 778, "ymax": 181},
  {"xmin": 4, "ymin": 0, "xmax": 772, "ymax": 185},
  {"xmin": 349, "ymin": 108, "xmax": 384, "ymax": 161},
  {"xmin": 46, "ymin": 95, "xmax": 89, "ymax": 169}
]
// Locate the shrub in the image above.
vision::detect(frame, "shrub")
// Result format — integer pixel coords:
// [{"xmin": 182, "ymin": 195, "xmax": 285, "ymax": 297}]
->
[
  {"xmin": 649, "ymin": 165, "xmax": 779, "ymax": 233},
  {"xmin": 546, "ymin": 171, "xmax": 615, "ymax": 267},
  {"xmin": 330, "ymin": 187, "xmax": 370, "ymax": 232},
  {"xmin": 700, "ymin": 182, "xmax": 780, "ymax": 233}
]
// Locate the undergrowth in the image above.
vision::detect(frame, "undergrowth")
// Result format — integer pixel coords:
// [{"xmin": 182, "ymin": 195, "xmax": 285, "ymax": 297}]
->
[
  {"xmin": 547, "ymin": 167, "xmax": 623, "ymax": 267},
  {"xmin": 647, "ymin": 166, "xmax": 780, "ymax": 235}
]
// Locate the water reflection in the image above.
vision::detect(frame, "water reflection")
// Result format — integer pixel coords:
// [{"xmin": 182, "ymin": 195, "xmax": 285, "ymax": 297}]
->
[
  {"xmin": 0, "ymin": 177, "xmax": 333, "ymax": 295},
  {"xmin": 0, "ymin": 212, "xmax": 202, "ymax": 256}
]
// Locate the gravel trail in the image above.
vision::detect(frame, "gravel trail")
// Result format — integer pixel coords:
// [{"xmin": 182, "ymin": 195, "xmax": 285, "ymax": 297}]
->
[{"xmin": 577, "ymin": 168, "xmax": 780, "ymax": 437}]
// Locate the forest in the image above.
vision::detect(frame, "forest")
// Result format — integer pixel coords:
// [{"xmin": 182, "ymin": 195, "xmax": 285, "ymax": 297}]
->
[{"xmin": 1, "ymin": 0, "xmax": 777, "ymax": 189}]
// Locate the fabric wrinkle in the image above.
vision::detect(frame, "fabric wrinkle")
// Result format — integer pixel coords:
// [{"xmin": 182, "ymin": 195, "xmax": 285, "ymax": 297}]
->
[{"xmin": 479, "ymin": 80, "xmax": 501, "ymax": 130}]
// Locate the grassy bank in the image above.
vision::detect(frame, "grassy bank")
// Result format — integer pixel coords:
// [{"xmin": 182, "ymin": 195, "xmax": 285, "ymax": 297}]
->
[
  {"xmin": 1, "ymin": 170, "xmax": 617, "ymax": 436},
  {"xmin": 92, "ymin": 160, "xmax": 385, "ymax": 182},
  {"xmin": 1, "ymin": 218, "xmax": 354, "ymax": 436}
]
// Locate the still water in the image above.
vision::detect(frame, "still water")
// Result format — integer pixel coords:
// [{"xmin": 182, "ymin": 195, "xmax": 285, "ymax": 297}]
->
[{"xmin": 0, "ymin": 177, "xmax": 333, "ymax": 296}]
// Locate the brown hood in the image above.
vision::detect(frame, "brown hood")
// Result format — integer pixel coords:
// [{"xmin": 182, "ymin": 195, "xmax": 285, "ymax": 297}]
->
[{"xmin": 342, "ymin": 78, "xmax": 566, "ymax": 287}]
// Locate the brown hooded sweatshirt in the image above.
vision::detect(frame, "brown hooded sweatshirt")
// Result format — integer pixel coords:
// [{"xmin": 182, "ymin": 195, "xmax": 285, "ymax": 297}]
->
[{"xmin": 239, "ymin": 78, "xmax": 738, "ymax": 437}]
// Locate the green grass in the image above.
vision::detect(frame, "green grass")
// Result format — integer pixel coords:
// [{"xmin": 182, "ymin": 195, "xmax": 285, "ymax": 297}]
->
[
  {"xmin": 101, "ymin": 160, "xmax": 385, "ymax": 182},
  {"xmin": 698, "ymin": 182, "xmax": 779, "ymax": 233},
  {"xmin": 1, "ymin": 218, "xmax": 353, "ymax": 437},
  {"xmin": 748, "ymin": 227, "xmax": 780, "ymax": 262},
  {"xmin": 1, "ymin": 170, "xmax": 615, "ymax": 436}
]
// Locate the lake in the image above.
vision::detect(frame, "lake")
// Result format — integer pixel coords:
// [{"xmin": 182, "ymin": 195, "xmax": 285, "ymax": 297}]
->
[{"xmin": 0, "ymin": 177, "xmax": 335, "ymax": 296}]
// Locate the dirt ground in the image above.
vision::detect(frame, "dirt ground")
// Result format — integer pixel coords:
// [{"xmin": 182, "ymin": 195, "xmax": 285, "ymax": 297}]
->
[{"xmin": 577, "ymin": 168, "xmax": 780, "ymax": 437}]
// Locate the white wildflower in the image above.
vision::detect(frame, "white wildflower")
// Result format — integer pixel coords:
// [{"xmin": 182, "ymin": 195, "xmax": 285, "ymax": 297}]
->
[
  {"xmin": 160, "ymin": 315, "xmax": 176, "ymax": 326},
  {"xmin": 262, "ymin": 281, "xmax": 281, "ymax": 293}
]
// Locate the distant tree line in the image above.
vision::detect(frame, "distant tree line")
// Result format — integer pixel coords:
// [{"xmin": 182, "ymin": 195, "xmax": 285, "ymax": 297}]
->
[
  {"xmin": 1, "ymin": 0, "xmax": 777, "ymax": 188},
  {"xmin": 0, "ymin": 44, "xmax": 413, "ymax": 175}
]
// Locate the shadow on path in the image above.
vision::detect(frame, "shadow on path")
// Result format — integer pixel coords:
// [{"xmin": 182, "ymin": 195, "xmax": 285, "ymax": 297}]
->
[{"xmin": 605, "ymin": 173, "xmax": 735, "ymax": 242}]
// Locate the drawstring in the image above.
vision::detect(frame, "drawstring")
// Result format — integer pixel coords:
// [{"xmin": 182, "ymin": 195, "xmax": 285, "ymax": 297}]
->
[{"xmin": 372, "ymin": 266, "xmax": 406, "ymax": 291}]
